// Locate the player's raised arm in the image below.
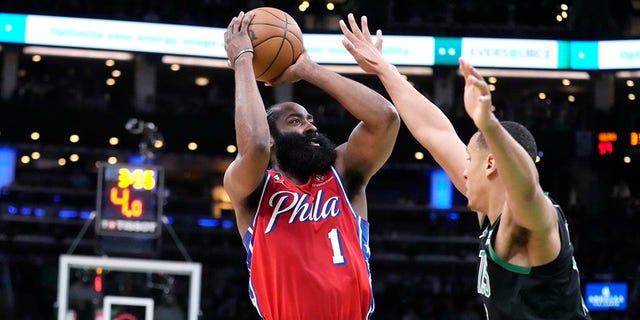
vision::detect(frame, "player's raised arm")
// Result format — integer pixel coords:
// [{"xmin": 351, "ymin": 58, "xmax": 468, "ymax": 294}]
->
[
  {"xmin": 223, "ymin": 11, "xmax": 271, "ymax": 235},
  {"xmin": 339, "ymin": 13, "xmax": 468, "ymax": 196},
  {"xmin": 460, "ymin": 59, "xmax": 559, "ymax": 252}
]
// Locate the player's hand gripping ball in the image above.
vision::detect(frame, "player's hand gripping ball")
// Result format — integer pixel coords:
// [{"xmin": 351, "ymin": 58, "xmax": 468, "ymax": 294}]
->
[{"xmin": 246, "ymin": 7, "xmax": 304, "ymax": 82}]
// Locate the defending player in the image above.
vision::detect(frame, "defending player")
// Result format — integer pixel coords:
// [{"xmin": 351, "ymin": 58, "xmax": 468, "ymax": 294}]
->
[{"xmin": 340, "ymin": 13, "xmax": 591, "ymax": 319}]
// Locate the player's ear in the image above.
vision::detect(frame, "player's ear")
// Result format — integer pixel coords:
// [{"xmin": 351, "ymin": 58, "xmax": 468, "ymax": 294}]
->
[
  {"xmin": 269, "ymin": 135, "xmax": 275, "ymax": 148},
  {"xmin": 485, "ymin": 153, "xmax": 497, "ymax": 176}
]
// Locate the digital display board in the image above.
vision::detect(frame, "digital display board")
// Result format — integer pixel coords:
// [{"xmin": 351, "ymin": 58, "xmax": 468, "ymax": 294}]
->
[
  {"xmin": 585, "ymin": 282, "xmax": 627, "ymax": 311},
  {"xmin": 461, "ymin": 37, "xmax": 566, "ymax": 69},
  {"xmin": 96, "ymin": 163, "xmax": 164, "ymax": 238},
  {"xmin": 23, "ymin": 14, "xmax": 225, "ymax": 57},
  {"xmin": 3, "ymin": 12, "xmax": 640, "ymax": 70},
  {"xmin": 598, "ymin": 40, "xmax": 640, "ymax": 70}
]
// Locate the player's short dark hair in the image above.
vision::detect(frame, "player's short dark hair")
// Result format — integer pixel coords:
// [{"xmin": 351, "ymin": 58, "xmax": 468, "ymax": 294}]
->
[
  {"xmin": 266, "ymin": 104, "xmax": 282, "ymax": 137},
  {"xmin": 476, "ymin": 121, "xmax": 538, "ymax": 161}
]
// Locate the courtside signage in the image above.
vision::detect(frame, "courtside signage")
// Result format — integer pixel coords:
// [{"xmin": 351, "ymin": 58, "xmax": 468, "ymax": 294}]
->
[
  {"xmin": 304, "ymin": 33, "xmax": 435, "ymax": 66},
  {"xmin": 598, "ymin": 40, "xmax": 640, "ymax": 70},
  {"xmin": 0, "ymin": 13, "xmax": 27, "ymax": 43},
  {"xmin": 304, "ymin": 33, "xmax": 354, "ymax": 64},
  {"xmin": 569, "ymin": 41, "xmax": 599, "ymax": 70},
  {"xmin": 2, "ymin": 12, "xmax": 640, "ymax": 70},
  {"xmin": 24, "ymin": 14, "xmax": 225, "ymax": 57},
  {"xmin": 379, "ymin": 35, "xmax": 435, "ymax": 66},
  {"xmin": 584, "ymin": 282, "xmax": 627, "ymax": 311},
  {"xmin": 461, "ymin": 38, "xmax": 562, "ymax": 69}
]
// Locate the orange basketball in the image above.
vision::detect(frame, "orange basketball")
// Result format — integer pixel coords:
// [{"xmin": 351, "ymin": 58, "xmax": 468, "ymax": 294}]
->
[{"xmin": 246, "ymin": 7, "xmax": 304, "ymax": 82}]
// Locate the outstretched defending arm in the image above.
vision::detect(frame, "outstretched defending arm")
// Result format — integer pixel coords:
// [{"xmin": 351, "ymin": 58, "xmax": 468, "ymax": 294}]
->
[
  {"xmin": 459, "ymin": 58, "xmax": 560, "ymax": 264},
  {"xmin": 223, "ymin": 11, "xmax": 271, "ymax": 235},
  {"xmin": 339, "ymin": 13, "xmax": 468, "ymax": 196}
]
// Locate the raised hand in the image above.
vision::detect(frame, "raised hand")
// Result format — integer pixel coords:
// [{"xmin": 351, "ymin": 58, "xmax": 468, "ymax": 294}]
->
[
  {"xmin": 224, "ymin": 11, "xmax": 255, "ymax": 69},
  {"xmin": 339, "ymin": 13, "xmax": 386, "ymax": 74},
  {"xmin": 459, "ymin": 58, "xmax": 496, "ymax": 130}
]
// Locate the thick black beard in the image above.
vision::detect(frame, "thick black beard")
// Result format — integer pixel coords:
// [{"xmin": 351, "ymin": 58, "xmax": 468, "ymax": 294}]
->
[{"xmin": 274, "ymin": 131, "xmax": 337, "ymax": 180}]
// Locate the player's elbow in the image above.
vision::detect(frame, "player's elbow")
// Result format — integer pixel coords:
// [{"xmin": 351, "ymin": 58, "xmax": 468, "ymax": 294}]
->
[{"xmin": 381, "ymin": 103, "xmax": 401, "ymax": 130}]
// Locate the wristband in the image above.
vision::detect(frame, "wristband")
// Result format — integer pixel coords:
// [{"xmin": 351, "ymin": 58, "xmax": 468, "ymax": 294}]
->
[{"xmin": 233, "ymin": 48, "xmax": 255, "ymax": 65}]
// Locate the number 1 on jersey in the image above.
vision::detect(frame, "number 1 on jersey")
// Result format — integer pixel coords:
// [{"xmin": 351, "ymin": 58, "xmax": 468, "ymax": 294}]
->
[{"xmin": 328, "ymin": 228, "xmax": 346, "ymax": 265}]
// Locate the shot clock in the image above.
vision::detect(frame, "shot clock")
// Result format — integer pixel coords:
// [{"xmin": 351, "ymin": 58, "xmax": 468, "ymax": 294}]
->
[{"xmin": 96, "ymin": 162, "xmax": 164, "ymax": 238}]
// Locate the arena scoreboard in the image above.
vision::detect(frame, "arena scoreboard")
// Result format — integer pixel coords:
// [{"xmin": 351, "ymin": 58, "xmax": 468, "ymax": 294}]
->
[{"xmin": 96, "ymin": 162, "xmax": 164, "ymax": 238}]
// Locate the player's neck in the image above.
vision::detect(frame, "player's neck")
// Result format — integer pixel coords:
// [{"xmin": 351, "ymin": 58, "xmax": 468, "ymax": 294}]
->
[
  {"xmin": 284, "ymin": 172, "xmax": 309, "ymax": 185},
  {"xmin": 485, "ymin": 185, "xmax": 507, "ymax": 224}
]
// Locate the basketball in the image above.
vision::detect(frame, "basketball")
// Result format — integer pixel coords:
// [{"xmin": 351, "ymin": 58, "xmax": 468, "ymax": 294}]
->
[{"xmin": 246, "ymin": 7, "xmax": 304, "ymax": 82}]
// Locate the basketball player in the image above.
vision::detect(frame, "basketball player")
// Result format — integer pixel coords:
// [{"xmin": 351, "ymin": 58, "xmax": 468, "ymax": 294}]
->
[
  {"xmin": 340, "ymin": 14, "xmax": 591, "ymax": 319},
  {"xmin": 223, "ymin": 12, "xmax": 400, "ymax": 319}
]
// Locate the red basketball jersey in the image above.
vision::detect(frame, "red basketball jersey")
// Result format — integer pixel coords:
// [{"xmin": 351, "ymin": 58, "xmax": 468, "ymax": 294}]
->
[{"xmin": 242, "ymin": 166, "xmax": 374, "ymax": 320}]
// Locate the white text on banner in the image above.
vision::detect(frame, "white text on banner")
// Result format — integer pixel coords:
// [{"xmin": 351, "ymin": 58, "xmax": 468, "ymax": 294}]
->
[{"xmin": 461, "ymin": 38, "xmax": 561, "ymax": 69}]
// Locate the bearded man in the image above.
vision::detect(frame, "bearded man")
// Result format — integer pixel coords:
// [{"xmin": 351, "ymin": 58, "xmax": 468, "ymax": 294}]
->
[{"xmin": 223, "ymin": 11, "xmax": 400, "ymax": 320}]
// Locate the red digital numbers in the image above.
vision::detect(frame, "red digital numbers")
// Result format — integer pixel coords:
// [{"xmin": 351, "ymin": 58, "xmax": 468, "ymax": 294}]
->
[{"xmin": 108, "ymin": 168, "xmax": 156, "ymax": 218}]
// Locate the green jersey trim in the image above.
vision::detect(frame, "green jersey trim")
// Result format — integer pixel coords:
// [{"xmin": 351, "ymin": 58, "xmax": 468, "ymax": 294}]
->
[
  {"xmin": 487, "ymin": 242, "xmax": 532, "ymax": 275},
  {"xmin": 479, "ymin": 214, "xmax": 488, "ymax": 228}
]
